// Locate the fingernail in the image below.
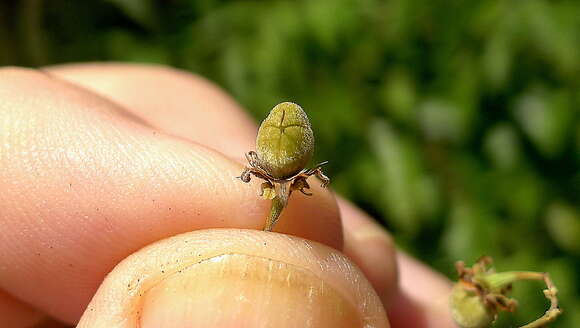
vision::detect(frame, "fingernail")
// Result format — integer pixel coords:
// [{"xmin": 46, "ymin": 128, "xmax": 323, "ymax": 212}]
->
[{"xmin": 140, "ymin": 253, "xmax": 362, "ymax": 328}]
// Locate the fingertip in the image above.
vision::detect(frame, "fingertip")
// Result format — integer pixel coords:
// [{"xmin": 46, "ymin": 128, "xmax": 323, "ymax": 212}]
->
[
  {"xmin": 391, "ymin": 252, "xmax": 455, "ymax": 328},
  {"xmin": 340, "ymin": 199, "xmax": 398, "ymax": 306},
  {"xmin": 339, "ymin": 198, "xmax": 456, "ymax": 327},
  {"xmin": 78, "ymin": 229, "xmax": 388, "ymax": 328},
  {"xmin": 0, "ymin": 67, "xmax": 342, "ymax": 323}
]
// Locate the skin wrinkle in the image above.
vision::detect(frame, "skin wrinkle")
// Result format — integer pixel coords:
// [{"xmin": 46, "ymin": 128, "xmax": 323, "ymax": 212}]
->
[
  {"xmin": 2, "ymin": 118, "xmax": 97, "ymax": 264},
  {"xmin": 45, "ymin": 64, "xmax": 258, "ymax": 156},
  {"xmin": 40, "ymin": 68, "xmax": 153, "ymax": 128},
  {"xmin": 7, "ymin": 118, "xmax": 153, "ymax": 242}
]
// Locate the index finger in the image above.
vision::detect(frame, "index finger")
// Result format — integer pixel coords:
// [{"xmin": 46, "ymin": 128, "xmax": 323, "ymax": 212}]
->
[
  {"xmin": 0, "ymin": 67, "xmax": 341, "ymax": 324},
  {"xmin": 47, "ymin": 63, "xmax": 456, "ymax": 327}
]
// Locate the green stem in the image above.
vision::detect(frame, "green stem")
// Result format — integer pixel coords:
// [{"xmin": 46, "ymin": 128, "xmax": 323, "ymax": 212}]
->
[
  {"xmin": 479, "ymin": 271, "xmax": 561, "ymax": 328},
  {"xmin": 519, "ymin": 308, "xmax": 561, "ymax": 328},
  {"xmin": 480, "ymin": 271, "xmax": 544, "ymax": 290},
  {"xmin": 263, "ymin": 182, "xmax": 290, "ymax": 231}
]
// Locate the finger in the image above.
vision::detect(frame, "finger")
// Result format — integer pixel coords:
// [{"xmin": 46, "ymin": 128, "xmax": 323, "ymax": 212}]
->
[
  {"xmin": 339, "ymin": 199, "xmax": 398, "ymax": 305},
  {"xmin": 47, "ymin": 64, "xmax": 344, "ymax": 245},
  {"xmin": 47, "ymin": 63, "xmax": 404, "ymax": 307},
  {"xmin": 389, "ymin": 253, "xmax": 455, "ymax": 328},
  {"xmin": 45, "ymin": 63, "xmax": 257, "ymax": 158},
  {"xmin": 0, "ymin": 289, "xmax": 45, "ymax": 328},
  {"xmin": 0, "ymin": 290, "xmax": 70, "ymax": 327},
  {"xmin": 0, "ymin": 67, "xmax": 341, "ymax": 324},
  {"xmin": 46, "ymin": 63, "xmax": 455, "ymax": 326},
  {"xmin": 339, "ymin": 200, "xmax": 455, "ymax": 328},
  {"xmin": 78, "ymin": 229, "xmax": 388, "ymax": 328},
  {"xmin": 45, "ymin": 63, "xmax": 399, "ymax": 314}
]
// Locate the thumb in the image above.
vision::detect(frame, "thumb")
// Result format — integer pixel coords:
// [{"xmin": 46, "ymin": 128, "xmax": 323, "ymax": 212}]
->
[{"xmin": 78, "ymin": 229, "xmax": 389, "ymax": 328}]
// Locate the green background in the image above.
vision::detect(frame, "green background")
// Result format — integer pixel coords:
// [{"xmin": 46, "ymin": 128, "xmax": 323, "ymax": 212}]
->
[{"xmin": 2, "ymin": 1, "xmax": 579, "ymax": 326}]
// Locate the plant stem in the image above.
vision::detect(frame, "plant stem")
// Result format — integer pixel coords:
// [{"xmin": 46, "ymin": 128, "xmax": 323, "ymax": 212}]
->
[
  {"xmin": 263, "ymin": 182, "xmax": 290, "ymax": 231},
  {"xmin": 482, "ymin": 271, "xmax": 561, "ymax": 328},
  {"xmin": 482, "ymin": 271, "xmax": 544, "ymax": 290},
  {"xmin": 519, "ymin": 272, "xmax": 561, "ymax": 328}
]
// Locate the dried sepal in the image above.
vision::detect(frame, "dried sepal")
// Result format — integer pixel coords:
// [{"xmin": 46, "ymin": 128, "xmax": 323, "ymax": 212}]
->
[
  {"xmin": 260, "ymin": 182, "xmax": 276, "ymax": 200},
  {"xmin": 291, "ymin": 176, "xmax": 312, "ymax": 196}
]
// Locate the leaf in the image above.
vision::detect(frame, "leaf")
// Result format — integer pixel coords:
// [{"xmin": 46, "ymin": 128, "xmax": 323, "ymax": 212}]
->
[{"xmin": 106, "ymin": 0, "xmax": 157, "ymax": 29}]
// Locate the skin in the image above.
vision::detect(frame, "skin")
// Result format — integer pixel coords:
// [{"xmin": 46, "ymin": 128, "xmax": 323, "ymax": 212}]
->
[{"xmin": 0, "ymin": 63, "xmax": 455, "ymax": 327}]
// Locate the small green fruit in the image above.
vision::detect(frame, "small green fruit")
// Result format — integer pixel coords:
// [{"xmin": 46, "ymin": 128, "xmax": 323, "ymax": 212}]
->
[
  {"xmin": 238, "ymin": 101, "xmax": 329, "ymax": 231},
  {"xmin": 256, "ymin": 102, "xmax": 314, "ymax": 179},
  {"xmin": 450, "ymin": 283, "xmax": 495, "ymax": 328}
]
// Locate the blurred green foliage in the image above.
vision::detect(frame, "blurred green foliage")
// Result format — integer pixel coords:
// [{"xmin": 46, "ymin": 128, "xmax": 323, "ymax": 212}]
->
[{"xmin": 1, "ymin": 0, "xmax": 579, "ymax": 326}]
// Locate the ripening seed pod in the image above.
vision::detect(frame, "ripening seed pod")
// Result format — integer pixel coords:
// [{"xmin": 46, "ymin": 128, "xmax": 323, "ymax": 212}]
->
[
  {"xmin": 450, "ymin": 283, "xmax": 495, "ymax": 328},
  {"xmin": 256, "ymin": 102, "xmax": 314, "ymax": 179}
]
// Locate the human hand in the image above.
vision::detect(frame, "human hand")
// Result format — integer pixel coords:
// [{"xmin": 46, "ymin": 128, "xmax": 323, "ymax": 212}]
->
[{"xmin": 0, "ymin": 64, "xmax": 455, "ymax": 327}]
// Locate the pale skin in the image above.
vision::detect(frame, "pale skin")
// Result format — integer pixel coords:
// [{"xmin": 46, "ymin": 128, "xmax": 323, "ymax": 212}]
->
[{"xmin": 0, "ymin": 64, "xmax": 455, "ymax": 327}]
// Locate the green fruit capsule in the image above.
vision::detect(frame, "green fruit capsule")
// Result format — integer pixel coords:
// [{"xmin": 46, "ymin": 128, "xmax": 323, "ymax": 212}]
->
[
  {"xmin": 256, "ymin": 102, "xmax": 314, "ymax": 179},
  {"xmin": 450, "ymin": 283, "xmax": 495, "ymax": 328}
]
